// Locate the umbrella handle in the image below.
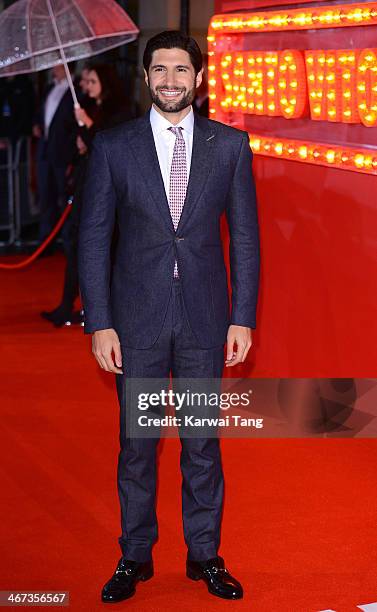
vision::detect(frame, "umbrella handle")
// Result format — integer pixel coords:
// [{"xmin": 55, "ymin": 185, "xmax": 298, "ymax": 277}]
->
[{"xmin": 74, "ymin": 103, "xmax": 85, "ymax": 127}]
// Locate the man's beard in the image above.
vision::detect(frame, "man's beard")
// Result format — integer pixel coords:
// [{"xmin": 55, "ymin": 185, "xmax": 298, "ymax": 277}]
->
[{"xmin": 149, "ymin": 85, "xmax": 196, "ymax": 113}]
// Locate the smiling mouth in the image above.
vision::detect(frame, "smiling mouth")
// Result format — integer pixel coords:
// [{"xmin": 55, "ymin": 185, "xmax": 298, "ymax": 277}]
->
[{"xmin": 158, "ymin": 89, "xmax": 183, "ymax": 97}]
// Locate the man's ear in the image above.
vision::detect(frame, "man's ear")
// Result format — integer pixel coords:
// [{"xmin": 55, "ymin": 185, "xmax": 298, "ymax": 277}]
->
[
  {"xmin": 144, "ymin": 68, "xmax": 149, "ymax": 87},
  {"xmin": 195, "ymin": 68, "xmax": 204, "ymax": 89}
]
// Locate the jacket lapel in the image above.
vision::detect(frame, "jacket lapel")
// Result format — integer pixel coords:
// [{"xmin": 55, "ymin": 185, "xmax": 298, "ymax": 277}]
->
[
  {"xmin": 128, "ymin": 113, "xmax": 175, "ymax": 233},
  {"xmin": 128, "ymin": 112, "xmax": 216, "ymax": 234},
  {"xmin": 176, "ymin": 113, "xmax": 216, "ymax": 233}
]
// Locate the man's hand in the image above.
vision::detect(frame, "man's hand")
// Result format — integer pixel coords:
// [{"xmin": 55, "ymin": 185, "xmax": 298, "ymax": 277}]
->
[
  {"xmin": 225, "ymin": 325, "xmax": 252, "ymax": 367},
  {"xmin": 92, "ymin": 328, "xmax": 123, "ymax": 374}
]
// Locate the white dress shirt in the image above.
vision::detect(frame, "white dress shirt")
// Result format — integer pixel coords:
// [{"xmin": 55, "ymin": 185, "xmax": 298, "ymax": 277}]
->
[
  {"xmin": 44, "ymin": 78, "xmax": 69, "ymax": 138},
  {"xmin": 149, "ymin": 105, "xmax": 194, "ymax": 199}
]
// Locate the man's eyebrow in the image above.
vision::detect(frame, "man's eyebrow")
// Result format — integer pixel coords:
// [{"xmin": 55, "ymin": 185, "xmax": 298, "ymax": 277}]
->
[{"xmin": 150, "ymin": 64, "xmax": 191, "ymax": 69}]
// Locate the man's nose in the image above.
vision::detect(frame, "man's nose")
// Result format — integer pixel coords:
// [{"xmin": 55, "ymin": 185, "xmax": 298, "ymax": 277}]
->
[{"xmin": 164, "ymin": 71, "xmax": 179, "ymax": 88}]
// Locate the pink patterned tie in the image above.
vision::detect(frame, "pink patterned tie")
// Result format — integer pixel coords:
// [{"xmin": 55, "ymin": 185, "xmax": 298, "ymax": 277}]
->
[{"xmin": 168, "ymin": 126, "xmax": 187, "ymax": 278}]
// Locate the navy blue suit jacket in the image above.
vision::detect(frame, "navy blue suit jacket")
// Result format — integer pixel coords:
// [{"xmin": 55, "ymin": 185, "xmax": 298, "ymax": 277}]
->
[{"xmin": 78, "ymin": 111, "xmax": 260, "ymax": 349}]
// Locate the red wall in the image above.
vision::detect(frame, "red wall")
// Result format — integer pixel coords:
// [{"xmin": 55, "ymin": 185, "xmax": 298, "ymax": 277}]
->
[{"xmin": 213, "ymin": 1, "xmax": 377, "ymax": 377}]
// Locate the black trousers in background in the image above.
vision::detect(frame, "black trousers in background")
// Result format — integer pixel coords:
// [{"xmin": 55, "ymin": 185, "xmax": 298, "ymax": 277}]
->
[
  {"xmin": 115, "ymin": 279, "xmax": 225, "ymax": 562},
  {"xmin": 37, "ymin": 156, "xmax": 67, "ymax": 243}
]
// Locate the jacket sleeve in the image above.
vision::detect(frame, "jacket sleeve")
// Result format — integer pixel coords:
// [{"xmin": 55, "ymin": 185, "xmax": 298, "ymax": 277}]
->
[
  {"xmin": 225, "ymin": 132, "xmax": 260, "ymax": 329},
  {"xmin": 78, "ymin": 131, "xmax": 117, "ymax": 334}
]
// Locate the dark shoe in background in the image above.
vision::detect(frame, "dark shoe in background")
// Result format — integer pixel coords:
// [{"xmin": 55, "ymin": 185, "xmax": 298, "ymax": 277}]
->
[
  {"xmin": 40, "ymin": 305, "xmax": 73, "ymax": 327},
  {"xmin": 186, "ymin": 555, "xmax": 243, "ymax": 599},
  {"xmin": 101, "ymin": 557, "xmax": 154, "ymax": 603},
  {"xmin": 40, "ymin": 307, "xmax": 83, "ymax": 327}
]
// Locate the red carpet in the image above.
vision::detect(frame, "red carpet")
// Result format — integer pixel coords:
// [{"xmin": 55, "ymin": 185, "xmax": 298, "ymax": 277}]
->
[{"xmin": 1, "ymin": 253, "xmax": 377, "ymax": 611}]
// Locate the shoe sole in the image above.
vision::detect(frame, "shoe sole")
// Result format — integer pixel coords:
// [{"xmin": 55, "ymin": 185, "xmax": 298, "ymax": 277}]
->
[
  {"xmin": 101, "ymin": 570, "xmax": 154, "ymax": 603},
  {"xmin": 186, "ymin": 569, "xmax": 243, "ymax": 600}
]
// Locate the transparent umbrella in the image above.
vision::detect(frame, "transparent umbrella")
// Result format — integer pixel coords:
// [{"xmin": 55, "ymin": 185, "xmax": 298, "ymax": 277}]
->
[{"xmin": 0, "ymin": 0, "xmax": 139, "ymax": 107}]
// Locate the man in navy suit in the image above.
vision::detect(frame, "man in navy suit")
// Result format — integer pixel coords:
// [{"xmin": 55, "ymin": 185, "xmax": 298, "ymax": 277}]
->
[{"xmin": 78, "ymin": 31, "xmax": 259, "ymax": 603}]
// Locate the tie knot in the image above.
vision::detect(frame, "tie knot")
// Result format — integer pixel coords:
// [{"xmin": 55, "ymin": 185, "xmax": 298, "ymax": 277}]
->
[{"xmin": 169, "ymin": 126, "xmax": 183, "ymax": 137}]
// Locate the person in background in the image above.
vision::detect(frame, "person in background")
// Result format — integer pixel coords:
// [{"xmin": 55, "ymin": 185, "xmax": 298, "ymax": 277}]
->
[
  {"xmin": 74, "ymin": 63, "xmax": 131, "ymax": 145},
  {"xmin": 33, "ymin": 64, "xmax": 77, "ymax": 245},
  {"xmin": 41, "ymin": 63, "xmax": 132, "ymax": 327}
]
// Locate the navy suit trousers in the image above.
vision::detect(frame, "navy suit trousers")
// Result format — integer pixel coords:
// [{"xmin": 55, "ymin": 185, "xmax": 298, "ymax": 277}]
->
[{"xmin": 115, "ymin": 279, "xmax": 225, "ymax": 562}]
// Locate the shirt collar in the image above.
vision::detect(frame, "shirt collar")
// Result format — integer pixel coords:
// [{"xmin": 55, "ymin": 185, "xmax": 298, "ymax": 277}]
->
[
  {"xmin": 52, "ymin": 78, "xmax": 69, "ymax": 89},
  {"xmin": 150, "ymin": 105, "xmax": 194, "ymax": 135}
]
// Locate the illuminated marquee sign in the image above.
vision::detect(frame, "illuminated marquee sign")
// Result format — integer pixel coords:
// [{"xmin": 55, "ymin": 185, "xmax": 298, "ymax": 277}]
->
[
  {"xmin": 208, "ymin": 2, "xmax": 377, "ymax": 174},
  {"xmin": 218, "ymin": 49, "xmax": 377, "ymax": 126}
]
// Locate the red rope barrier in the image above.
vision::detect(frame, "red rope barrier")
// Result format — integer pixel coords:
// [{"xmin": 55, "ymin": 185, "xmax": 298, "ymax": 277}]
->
[{"xmin": 0, "ymin": 204, "xmax": 72, "ymax": 270}]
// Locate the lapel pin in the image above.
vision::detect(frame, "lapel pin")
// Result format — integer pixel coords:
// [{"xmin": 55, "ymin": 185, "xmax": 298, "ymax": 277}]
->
[{"xmin": 206, "ymin": 135, "xmax": 215, "ymax": 141}]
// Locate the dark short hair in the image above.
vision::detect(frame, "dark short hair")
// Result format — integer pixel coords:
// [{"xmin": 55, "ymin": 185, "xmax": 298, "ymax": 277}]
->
[{"xmin": 143, "ymin": 30, "xmax": 203, "ymax": 76}]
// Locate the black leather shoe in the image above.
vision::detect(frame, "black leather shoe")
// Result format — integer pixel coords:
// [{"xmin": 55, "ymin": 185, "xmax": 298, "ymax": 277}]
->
[
  {"xmin": 40, "ymin": 306, "xmax": 73, "ymax": 327},
  {"xmin": 186, "ymin": 555, "xmax": 243, "ymax": 599},
  {"xmin": 101, "ymin": 557, "xmax": 153, "ymax": 603}
]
